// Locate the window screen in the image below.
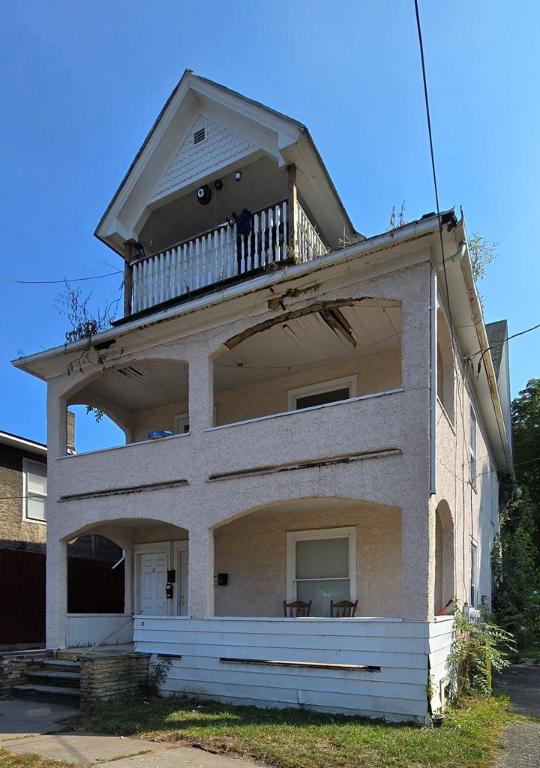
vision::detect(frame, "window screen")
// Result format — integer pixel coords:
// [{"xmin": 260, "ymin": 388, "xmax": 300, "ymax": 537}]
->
[{"xmin": 295, "ymin": 536, "xmax": 350, "ymax": 616}]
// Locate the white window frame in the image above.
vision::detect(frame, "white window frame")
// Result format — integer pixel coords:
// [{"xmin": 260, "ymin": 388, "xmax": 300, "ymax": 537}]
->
[
  {"xmin": 174, "ymin": 413, "xmax": 190, "ymax": 435},
  {"xmin": 287, "ymin": 376, "xmax": 357, "ymax": 412},
  {"xmin": 286, "ymin": 526, "xmax": 357, "ymax": 605},
  {"xmin": 470, "ymin": 539, "xmax": 479, "ymax": 608},
  {"xmin": 470, "ymin": 406, "xmax": 477, "ymax": 487},
  {"xmin": 22, "ymin": 458, "xmax": 47, "ymax": 525}
]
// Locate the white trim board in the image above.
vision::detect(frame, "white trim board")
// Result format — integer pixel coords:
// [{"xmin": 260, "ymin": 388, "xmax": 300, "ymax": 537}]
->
[{"xmin": 286, "ymin": 526, "xmax": 357, "ymax": 609}]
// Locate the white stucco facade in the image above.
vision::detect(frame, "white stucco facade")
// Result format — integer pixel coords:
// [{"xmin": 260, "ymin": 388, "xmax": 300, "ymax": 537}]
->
[{"xmin": 14, "ymin": 71, "xmax": 512, "ymax": 722}]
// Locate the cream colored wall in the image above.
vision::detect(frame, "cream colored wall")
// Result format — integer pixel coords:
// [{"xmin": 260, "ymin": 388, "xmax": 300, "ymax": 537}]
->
[
  {"xmin": 434, "ymin": 308, "xmax": 499, "ymax": 611},
  {"xmin": 132, "ymin": 402, "xmax": 188, "ymax": 443},
  {"xmin": 43, "ymin": 257, "xmax": 435, "ymax": 648},
  {"xmin": 215, "ymin": 348, "xmax": 401, "ymax": 426},
  {"xmin": 214, "ymin": 503, "xmax": 402, "ymax": 617}
]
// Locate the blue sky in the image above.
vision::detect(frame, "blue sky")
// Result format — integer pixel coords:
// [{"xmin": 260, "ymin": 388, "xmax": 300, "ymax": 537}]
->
[{"xmin": 1, "ymin": 0, "xmax": 539, "ymax": 449}]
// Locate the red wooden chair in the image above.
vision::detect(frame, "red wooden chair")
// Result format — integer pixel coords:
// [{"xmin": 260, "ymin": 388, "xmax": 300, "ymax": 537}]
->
[
  {"xmin": 283, "ymin": 600, "xmax": 312, "ymax": 617},
  {"xmin": 330, "ymin": 599, "xmax": 358, "ymax": 617}
]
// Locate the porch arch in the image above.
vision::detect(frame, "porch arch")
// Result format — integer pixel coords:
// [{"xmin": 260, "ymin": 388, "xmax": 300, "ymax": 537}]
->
[
  {"xmin": 211, "ymin": 496, "xmax": 402, "ymax": 619},
  {"xmin": 51, "ymin": 517, "xmax": 190, "ymax": 650},
  {"xmin": 61, "ymin": 357, "xmax": 189, "ymax": 453},
  {"xmin": 434, "ymin": 500, "xmax": 455, "ymax": 615},
  {"xmin": 211, "ymin": 298, "xmax": 402, "ymax": 427}
]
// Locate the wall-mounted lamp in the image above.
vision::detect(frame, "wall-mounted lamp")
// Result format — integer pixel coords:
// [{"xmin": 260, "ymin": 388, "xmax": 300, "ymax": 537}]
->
[
  {"xmin": 234, "ymin": 170, "xmax": 242, "ymax": 182},
  {"xmin": 214, "ymin": 179, "xmax": 223, "ymax": 191},
  {"xmin": 215, "ymin": 573, "xmax": 228, "ymax": 586}
]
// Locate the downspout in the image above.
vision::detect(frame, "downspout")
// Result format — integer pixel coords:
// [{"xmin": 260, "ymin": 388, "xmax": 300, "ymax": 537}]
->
[{"xmin": 430, "ymin": 268, "xmax": 438, "ymax": 495}]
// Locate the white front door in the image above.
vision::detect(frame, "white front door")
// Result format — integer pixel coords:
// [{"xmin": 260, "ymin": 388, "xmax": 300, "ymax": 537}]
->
[{"xmin": 138, "ymin": 550, "xmax": 168, "ymax": 615}]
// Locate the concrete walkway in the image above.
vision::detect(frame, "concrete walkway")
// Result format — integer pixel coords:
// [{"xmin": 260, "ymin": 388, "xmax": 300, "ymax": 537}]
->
[
  {"xmin": 495, "ymin": 664, "xmax": 540, "ymax": 768},
  {"xmin": 0, "ymin": 698, "xmax": 261, "ymax": 767}
]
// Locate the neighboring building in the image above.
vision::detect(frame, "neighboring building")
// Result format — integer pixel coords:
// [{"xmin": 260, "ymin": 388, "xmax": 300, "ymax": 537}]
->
[
  {"xmin": 0, "ymin": 430, "xmax": 47, "ymax": 646},
  {"xmin": 14, "ymin": 71, "xmax": 512, "ymax": 722}
]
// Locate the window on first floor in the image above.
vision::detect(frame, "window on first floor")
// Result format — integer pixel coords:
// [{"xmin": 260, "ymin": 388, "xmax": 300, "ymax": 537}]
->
[
  {"xmin": 470, "ymin": 539, "xmax": 479, "ymax": 608},
  {"xmin": 23, "ymin": 458, "xmax": 47, "ymax": 523},
  {"xmin": 287, "ymin": 376, "xmax": 357, "ymax": 412},
  {"xmin": 287, "ymin": 527, "xmax": 356, "ymax": 616}
]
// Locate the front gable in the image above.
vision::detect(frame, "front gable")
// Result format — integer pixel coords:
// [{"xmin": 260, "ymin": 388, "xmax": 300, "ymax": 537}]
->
[
  {"xmin": 95, "ymin": 70, "xmax": 357, "ymax": 257},
  {"xmin": 151, "ymin": 114, "xmax": 256, "ymax": 203}
]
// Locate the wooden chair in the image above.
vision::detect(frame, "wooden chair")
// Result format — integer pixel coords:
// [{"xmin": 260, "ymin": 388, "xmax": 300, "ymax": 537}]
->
[
  {"xmin": 283, "ymin": 600, "xmax": 312, "ymax": 617},
  {"xmin": 330, "ymin": 599, "xmax": 358, "ymax": 617}
]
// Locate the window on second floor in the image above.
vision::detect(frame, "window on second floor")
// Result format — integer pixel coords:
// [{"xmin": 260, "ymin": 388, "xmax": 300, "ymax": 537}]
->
[
  {"xmin": 23, "ymin": 458, "xmax": 47, "ymax": 523},
  {"xmin": 470, "ymin": 407, "xmax": 477, "ymax": 486},
  {"xmin": 288, "ymin": 376, "xmax": 357, "ymax": 412}
]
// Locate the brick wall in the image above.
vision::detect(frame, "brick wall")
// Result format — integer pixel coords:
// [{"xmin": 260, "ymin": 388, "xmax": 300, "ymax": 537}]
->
[
  {"xmin": 80, "ymin": 653, "xmax": 149, "ymax": 709},
  {"xmin": 0, "ymin": 443, "xmax": 46, "ymax": 552}
]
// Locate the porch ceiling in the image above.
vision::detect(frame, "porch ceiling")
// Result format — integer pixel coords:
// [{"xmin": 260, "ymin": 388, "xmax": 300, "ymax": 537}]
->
[
  {"xmin": 214, "ymin": 300, "xmax": 401, "ymax": 390},
  {"xmin": 140, "ymin": 155, "xmax": 288, "ymax": 254},
  {"xmin": 71, "ymin": 359, "xmax": 188, "ymax": 412}
]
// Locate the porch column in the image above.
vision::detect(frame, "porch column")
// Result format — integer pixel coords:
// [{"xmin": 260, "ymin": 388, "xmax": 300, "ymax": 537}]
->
[
  {"xmin": 188, "ymin": 351, "xmax": 213, "ymax": 433},
  {"xmin": 188, "ymin": 528, "xmax": 214, "ymax": 618},
  {"xmin": 123, "ymin": 546, "xmax": 134, "ymax": 614},
  {"xmin": 46, "ymin": 532, "xmax": 68, "ymax": 649},
  {"xmin": 401, "ymin": 499, "xmax": 433, "ymax": 621}
]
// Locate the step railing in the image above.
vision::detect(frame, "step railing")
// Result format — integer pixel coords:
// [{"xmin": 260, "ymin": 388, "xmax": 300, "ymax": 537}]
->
[{"xmin": 131, "ymin": 199, "xmax": 326, "ymax": 313}]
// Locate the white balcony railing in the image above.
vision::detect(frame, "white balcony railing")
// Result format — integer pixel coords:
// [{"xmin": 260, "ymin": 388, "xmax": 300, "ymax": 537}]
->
[{"xmin": 131, "ymin": 200, "xmax": 326, "ymax": 313}]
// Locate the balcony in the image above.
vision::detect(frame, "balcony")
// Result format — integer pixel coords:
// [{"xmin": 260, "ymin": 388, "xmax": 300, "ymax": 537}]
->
[{"xmin": 129, "ymin": 199, "xmax": 326, "ymax": 315}]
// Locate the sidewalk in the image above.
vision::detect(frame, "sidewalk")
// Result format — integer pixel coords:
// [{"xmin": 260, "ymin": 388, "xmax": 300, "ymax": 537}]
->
[
  {"xmin": 494, "ymin": 664, "xmax": 540, "ymax": 768},
  {"xmin": 0, "ymin": 699, "xmax": 261, "ymax": 767}
]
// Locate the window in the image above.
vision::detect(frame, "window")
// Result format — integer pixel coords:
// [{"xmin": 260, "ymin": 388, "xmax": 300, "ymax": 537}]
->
[
  {"xmin": 470, "ymin": 540, "xmax": 478, "ymax": 608},
  {"xmin": 23, "ymin": 458, "xmax": 47, "ymax": 523},
  {"xmin": 288, "ymin": 376, "xmax": 357, "ymax": 412},
  {"xmin": 175, "ymin": 413, "xmax": 190, "ymax": 434},
  {"xmin": 287, "ymin": 527, "xmax": 356, "ymax": 616},
  {"xmin": 470, "ymin": 407, "xmax": 477, "ymax": 486}
]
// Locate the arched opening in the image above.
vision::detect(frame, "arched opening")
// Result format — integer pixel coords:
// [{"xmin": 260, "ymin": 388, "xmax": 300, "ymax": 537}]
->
[
  {"xmin": 212, "ymin": 299, "xmax": 402, "ymax": 427},
  {"xmin": 434, "ymin": 501, "xmax": 454, "ymax": 615},
  {"xmin": 437, "ymin": 307, "xmax": 455, "ymax": 423},
  {"xmin": 65, "ymin": 358, "xmax": 189, "ymax": 454},
  {"xmin": 67, "ymin": 534, "xmax": 125, "ymax": 614},
  {"xmin": 213, "ymin": 497, "xmax": 402, "ymax": 618},
  {"xmin": 63, "ymin": 518, "xmax": 189, "ymax": 648}
]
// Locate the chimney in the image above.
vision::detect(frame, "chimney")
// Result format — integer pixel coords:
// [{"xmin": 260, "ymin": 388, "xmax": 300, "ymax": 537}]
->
[{"xmin": 67, "ymin": 410, "xmax": 76, "ymax": 454}]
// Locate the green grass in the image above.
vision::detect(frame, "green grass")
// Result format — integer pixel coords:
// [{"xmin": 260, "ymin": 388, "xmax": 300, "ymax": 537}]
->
[
  {"xmin": 64, "ymin": 694, "xmax": 517, "ymax": 768},
  {"xmin": 0, "ymin": 750, "xmax": 83, "ymax": 768}
]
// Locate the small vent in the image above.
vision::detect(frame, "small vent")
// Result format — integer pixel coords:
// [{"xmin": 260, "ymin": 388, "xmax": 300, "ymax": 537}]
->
[{"xmin": 193, "ymin": 127, "xmax": 206, "ymax": 145}]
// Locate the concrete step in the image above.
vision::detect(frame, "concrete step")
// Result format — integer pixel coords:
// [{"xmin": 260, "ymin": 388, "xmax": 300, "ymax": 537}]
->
[
  {"xmin": 55, "ymin": 650, "xmax": 83, "ymax": 661},
  {"xmin": 11, "ymin": 683, "xmax": 80, "ymax": 706},
  {"xmin": 26, "ymin": 669, "xmax": 80, "ymax": 688},
  {"xmin": 42, "ymin": 658, "xmax": 81, "ymax": 672}
]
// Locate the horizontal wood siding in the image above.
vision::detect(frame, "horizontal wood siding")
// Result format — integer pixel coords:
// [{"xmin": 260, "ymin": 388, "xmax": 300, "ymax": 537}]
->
[
  {"xmin": 133, "ymin": 616, "xmax": 431, "ymax": 722},
  {"xmin": 66, "ymin": 614, "xmax": 133, "ymax": 648},
  {"xmin": 428, "ymin": 618, "xmax": 454, "ymax": 712}
]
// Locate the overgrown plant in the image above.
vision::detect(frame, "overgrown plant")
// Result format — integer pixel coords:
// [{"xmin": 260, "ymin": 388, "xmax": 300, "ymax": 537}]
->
[
  {"xmin": 140, "ymin": 656, "xmax": 172, "ymax": 699},
  {"xmin": 448, "ymin": 605, "xmax": 514, "ymax": 698}
]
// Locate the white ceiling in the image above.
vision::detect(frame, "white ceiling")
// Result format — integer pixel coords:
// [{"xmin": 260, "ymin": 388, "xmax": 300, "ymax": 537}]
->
[
  {"xmin": 214, "ymin": 301, "xmax": 401, "ymax": 390},
  {"xmin": 73, "ymin": 359, "xmax": 188, "ymax": 412}
]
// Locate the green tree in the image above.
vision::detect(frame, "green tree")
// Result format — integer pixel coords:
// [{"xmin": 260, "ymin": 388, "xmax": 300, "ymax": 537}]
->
[
  {"xmin": 512, "ymin": 378, "xmax": 540, "ymax": 552},
  {"xmin": 492, "ymin": 489, "xmax": 540, "ymax": 648}
]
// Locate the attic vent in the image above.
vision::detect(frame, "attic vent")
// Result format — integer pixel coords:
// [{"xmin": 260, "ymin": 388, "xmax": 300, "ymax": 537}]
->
[{"xmin": 193, "ymin": 127, "xmax": 206, "ymax": 145}]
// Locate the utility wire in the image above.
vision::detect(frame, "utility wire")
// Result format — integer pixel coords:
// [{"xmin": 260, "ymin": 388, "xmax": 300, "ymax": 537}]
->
[{"xmin": 2, "ymin": 271, "xmax": 122, "ymax": 285}]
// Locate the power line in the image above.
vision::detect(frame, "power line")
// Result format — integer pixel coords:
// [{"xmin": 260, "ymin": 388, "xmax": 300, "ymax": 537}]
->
[{"xmin": 2, "ymin": 271, "xmax": 122, "ymax": 285}]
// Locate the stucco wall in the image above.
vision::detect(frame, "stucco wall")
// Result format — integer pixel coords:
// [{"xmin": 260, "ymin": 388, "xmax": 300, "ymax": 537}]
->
[
  {"xmin": 434, "ymin": 304, "xmax": 500, "ymax": 611},
  {"xmin": 0, "ymin": 444, "xmax": 46, "ymax": 550},
  {"xmin": 42, "ymin": 257, "xmax": 434, "ymax": 648},
  {"xmin": 214, "ymin": 502, "xmax": 402, "ymax": 617}
]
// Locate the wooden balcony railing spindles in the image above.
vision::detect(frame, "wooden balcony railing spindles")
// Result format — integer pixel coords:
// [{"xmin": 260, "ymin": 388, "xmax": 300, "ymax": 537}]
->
[{"xmin": 130, "ymin": 199, "xmax": 325, "ymax": 313}]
